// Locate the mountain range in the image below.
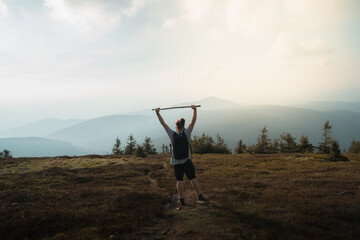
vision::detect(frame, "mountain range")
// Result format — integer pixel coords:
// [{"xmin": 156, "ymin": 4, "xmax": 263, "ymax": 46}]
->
[
  {"xmin": 291, "ymin": 101, "xmax": 360, "ymax": 112},
  {"xmin": 1, "ymin": 97, "xmax": 360, "ymax": 157}
]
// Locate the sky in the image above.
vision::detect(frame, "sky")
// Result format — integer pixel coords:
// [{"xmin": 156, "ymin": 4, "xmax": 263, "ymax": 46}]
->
[{"xmin": 0, "ymin": 0, "xmax": 359, "ymax": 130}]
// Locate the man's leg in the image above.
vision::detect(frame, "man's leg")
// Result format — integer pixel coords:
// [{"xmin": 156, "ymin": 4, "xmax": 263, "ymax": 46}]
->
[
  {"xmin": 191, "ymin": 178, "xmax": 207, "ymax": 203},
  {"xmin": 190, "ymin": 178, "xmax": 201, "ymax": 195},
  {"xmin": 184, "ymin": 160, "xmax": 201, "ymax": 196},
  {"xmin": 177, "ymin": 181, "xmax": 184, "ymax": 199}
]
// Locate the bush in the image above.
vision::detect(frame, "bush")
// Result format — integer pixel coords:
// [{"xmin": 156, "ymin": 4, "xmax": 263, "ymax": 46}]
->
[
  {"xmin": 348, "ymin": 139, "xmax": 360, "ymax": 153},
  {"xmin": 0, "ymin": 149, "xmax": 12, "ymax": 159}
]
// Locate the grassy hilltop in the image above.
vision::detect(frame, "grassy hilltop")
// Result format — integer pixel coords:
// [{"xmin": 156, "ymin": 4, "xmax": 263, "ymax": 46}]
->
[{"xmin": 1, "ymin": 154, "xmax": 360, "ymax": 239}]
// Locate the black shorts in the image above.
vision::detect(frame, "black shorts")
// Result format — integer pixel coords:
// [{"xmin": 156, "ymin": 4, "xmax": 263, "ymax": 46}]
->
[{"xmin": 174, "ymin": 159, "xmax": 196, "ymax": 181}]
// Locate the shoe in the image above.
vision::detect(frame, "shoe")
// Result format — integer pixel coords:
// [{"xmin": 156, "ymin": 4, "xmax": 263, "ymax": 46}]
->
[
  {"xmin": 197, "ymin": 194, "xmax": 208, "ymax": 204},
  {"xmin": 178, "ymin": 198, "xmax": 185, "ymax": 206}
]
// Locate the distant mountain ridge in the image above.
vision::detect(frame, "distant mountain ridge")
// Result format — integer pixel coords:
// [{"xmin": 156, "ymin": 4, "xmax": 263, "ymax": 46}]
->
[
  {"xmin": 47, "ymin": 101, "xmax": 360, "ymax": 153},
  {"xmin": 0, "ymin": 118, "xmax": 83, "ymax": 138},
  {"xmin": 291, "ymin": 101, "xmax": 360, "ymax": 112},
  {"xmin": 176, "ymin": 96, "xmax": 243, "ymax": 110},
  {"xmin": 2, "ymin": 97, "xmax": 360, "ymax": 157},
  {"xmin": 128, "ymin": 96, "xmax": 242, "ymax": 116},
  {"xmin": 47, "ymin": 114, "xmax": 156, "ymax": 152}
]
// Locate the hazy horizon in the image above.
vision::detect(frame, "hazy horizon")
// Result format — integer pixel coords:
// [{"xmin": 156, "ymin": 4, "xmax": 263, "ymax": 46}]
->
[
  {"xmin": 1, "ymin": 0, "xmax": 359, "ymax": 130},
  {"xmin": 2, "ymin": 95, "xmax": 360, "ymax": 132}
]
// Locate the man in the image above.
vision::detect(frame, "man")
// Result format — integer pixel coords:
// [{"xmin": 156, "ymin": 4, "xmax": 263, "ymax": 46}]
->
[{"xmin": 155, "ymin": 105, "xmax": 206, "ymax": 206}]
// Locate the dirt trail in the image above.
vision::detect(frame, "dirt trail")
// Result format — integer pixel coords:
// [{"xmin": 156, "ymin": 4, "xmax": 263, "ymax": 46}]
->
[{"xmin": 126, "ymin": 177, "xmax": 230, "ymax": 240}]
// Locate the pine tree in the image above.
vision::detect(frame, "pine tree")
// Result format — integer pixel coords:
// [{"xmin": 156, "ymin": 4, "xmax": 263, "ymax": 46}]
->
[
  {"xmin": 268, "ymin": 139, "xmax": 280, "ymax": 153},
  {"xmin": 246, "ymin": 144, "xmax": 256, "ymax": 154},
  {"xmin": 329, "ymin": 140, "xmax": 341, "ymax": 158},
  {"xmin": 280, "ymin": 132, "xmax": 298, "ymax": 153},
  {"xmin": 142, "ymin": 137, "xmax": 157, "ymax": 154},
  {"xmin": 235, "ymin": 139, "xmax": 246, "ymax": 154},
  {"xmin": 191, "ymin": 133, "xmax": 215, "ymax": 154},
  {"xmin": 135, "ymin": 145, "xmax": 147, "ymax": 158},
  {"xmin": 112, "ymin": 137, "xmax": 123, "ymax": 155},
  {"xmin": 298, "ymin": 135, "xmax": 314, "ymax": 153},
  {"xmin": 215, "ymin": 133, "xmax": 231, "ymax": 154},
  {"xmin": 318, "ymin": 120, "xmax": 332, "ymax": 154},
  {"xmin": 348, "ymin": 139, "xmax": 360, "ymax": 153},
  {"xmin": 124, "ymin": 134, "xmax": 137, "ymax": 155},
  {"xmin": 190, "ymin": 132, "xmax": 231, "ymax": 154},
  {"xmin": 255, "ymin": 126, "xmax": 271, "ymax": 153},
  {"xmin": 329, "ymin": 140, "xmax": 348, "ymax": 161}
]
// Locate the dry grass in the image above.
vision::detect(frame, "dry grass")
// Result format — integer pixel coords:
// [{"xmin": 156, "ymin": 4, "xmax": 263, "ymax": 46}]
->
[{"xmin": 1, "ymin": 154, "xmax": 359, "ymax": 239}]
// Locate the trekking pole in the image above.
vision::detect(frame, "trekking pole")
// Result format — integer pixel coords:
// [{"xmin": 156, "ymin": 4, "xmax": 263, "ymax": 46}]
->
[{"xmin": 152, "ymin": 105, "xmax": 201, "ymax": 111}]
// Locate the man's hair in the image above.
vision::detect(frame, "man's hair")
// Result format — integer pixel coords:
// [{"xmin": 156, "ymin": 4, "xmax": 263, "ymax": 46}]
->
[{"xmin": 176, "ymin": 118, "xmax": 185, "ymax": 130}]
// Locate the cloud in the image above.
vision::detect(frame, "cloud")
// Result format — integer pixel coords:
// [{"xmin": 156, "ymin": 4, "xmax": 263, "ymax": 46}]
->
[
  {"xmin": 267, "ymin": 34, "xmax": 335, "ymax": 60},
  {"xmin": 183, "ymin": 0, "xmax": 215, "ymax": 22},
  {"xmin": 208, "ymin": 28, "xmax": 224, "ymax": 40},
  {"xmin": 178, "ymin": 0, "xmax": 351, "ymax": 37},
  {"xmin": 296, "ymin": 39, "xmax": 335, "ymax": 56},
  {"xmin": 163, "ymin": 18, "xmax": 176, "ymax": 28},
  {"xmin": 121, "ymin": 0, "xmax": 148, "ymax": 17},
  {"xmin": 226, "ymin": 0, "xmax": 351, "ymax": 37},
  {"xmin": 0, "ymin": 0, "xmax": 9, "ymax": 17},
  {"xmin": 44, "ymin": 0, "xmax": 121, "ymax": 33},
  {"xmin": 261, "ymin": 33, "xmax": 335, "ymax": 70},
  {"xmin": 43, "ymin": 0, "xmax": 150, "ymax": 34},
  {"xmin": 226, "ymin": 0, "xmax": 287, "ymax": 37},
  {"xmin": 284, "ymin": 0, "xmax": 349, "ymax": 29}
]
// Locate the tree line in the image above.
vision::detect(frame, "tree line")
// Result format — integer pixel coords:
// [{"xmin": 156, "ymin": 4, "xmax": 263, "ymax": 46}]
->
[
  {"xmin": 112, "ymin": 134, "xmax": 157, "ymax": 158},
  {"xmin": 111, "ymin": 132, "xmax": 232, "ymax": 158},
  {"xmin": 112, "ymin": 120, "xmax": 360, "ymax": 161},
  {"xmin": 3, "ymin": 119, "xmax": 359, "ymax": 160},
  {"xmin": 233, "ymin": 120, "xmax": 349, "ymax": 161}
]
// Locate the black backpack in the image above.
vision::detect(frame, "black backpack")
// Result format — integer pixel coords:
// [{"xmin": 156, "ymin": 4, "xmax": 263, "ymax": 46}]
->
[{"xmin": 172, "ymin": 131, "xmax": 189, "ymax": 160}]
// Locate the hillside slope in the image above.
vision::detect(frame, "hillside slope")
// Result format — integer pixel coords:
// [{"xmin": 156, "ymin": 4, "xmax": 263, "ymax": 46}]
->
[
  {"xmin": 1, "ymin": 154, "xmax": 359, "ymax": 239},
  {"xmin": 47, "ymin": 115, "xmax": 156, "ymax": 152},
  {"xmin": 0, "ymin": 137, "xmax": 89, "ymax": 157},
  {"xmin": 0, "ymin": 118, "xmax": 83, "ymax": 138}
]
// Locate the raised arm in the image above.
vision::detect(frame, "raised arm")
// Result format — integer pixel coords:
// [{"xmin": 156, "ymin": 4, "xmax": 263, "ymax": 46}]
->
[
  {"xmin": 155, "ymin": 108, "xmax": 169, "ymax": 131},
  {"xmin": 188, "ymin": 105, "xmax": 197, "ymax": 132}
]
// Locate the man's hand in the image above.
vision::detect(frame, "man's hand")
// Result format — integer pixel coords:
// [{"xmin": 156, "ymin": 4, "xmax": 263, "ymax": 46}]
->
[
  {"xmin": 155, "ymin": 107, "xmax": 160, "ymax": 114},
  {"xmin": 191, "ymin": 105, "xmax": 196, "ymax": 110}
]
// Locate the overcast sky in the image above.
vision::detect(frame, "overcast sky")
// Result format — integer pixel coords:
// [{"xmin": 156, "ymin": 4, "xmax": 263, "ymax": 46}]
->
[{"xmin": 0, "ymin": 0, "xmax": 359, "ymax": 129}]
